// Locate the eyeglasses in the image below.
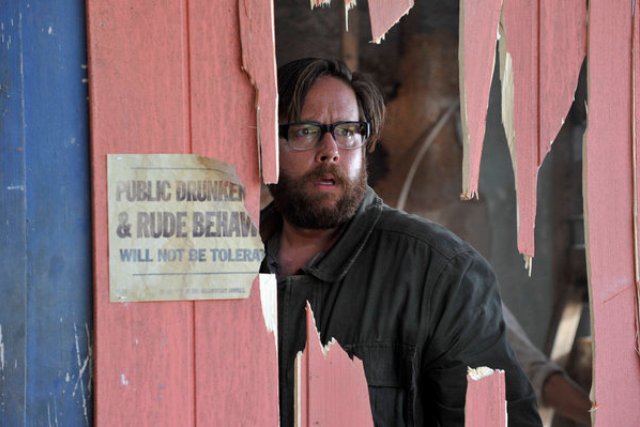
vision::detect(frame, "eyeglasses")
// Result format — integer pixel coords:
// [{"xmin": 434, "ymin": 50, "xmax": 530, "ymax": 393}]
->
[{"xmin": 279, "ymin": 121, "xmax": 370, "ymax": 151}]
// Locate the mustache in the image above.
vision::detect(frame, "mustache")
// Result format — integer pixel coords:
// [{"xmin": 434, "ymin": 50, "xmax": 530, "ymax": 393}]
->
[{"xmin": 303, "ymin": 164, "xmax": 348, "ymax": 185}]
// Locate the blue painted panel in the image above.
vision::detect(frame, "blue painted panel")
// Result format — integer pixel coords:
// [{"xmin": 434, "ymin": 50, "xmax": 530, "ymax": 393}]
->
[
  {"xmin": 1, "ymin": 2, "xmax": 92, "ymax": 426},
  {"xmin": 0, "ymin": 6, "xmax": 28, "ymax": 425}
]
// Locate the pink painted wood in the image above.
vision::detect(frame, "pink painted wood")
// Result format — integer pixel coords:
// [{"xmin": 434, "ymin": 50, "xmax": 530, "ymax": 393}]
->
[
  {"xmin": 459, "ymin": 0, "xmax": 502, "ymax": 200},
  {"xmin": 465, "ymin": 369, "xmax": 506, "ymax": 427},
  {"xmin": 500, "ymin": 1, "xmax": 540, "ymax": 260},
  {"xmin": 297, "ymin": 304, "xmax": 373, "ymax": 426},
  {"xmin": 239, "ymin": 0, "xmax": 279, "ymax": 185},
  {"xmin": 497, "ymin": 0, "xmax": 586, "ymax": 260},
  {"xmin": 367, "ymin": 0, "xmax": 414, "ymax": 43},
  {"xmin": 634, "ymin": 0, "xmax": 640, "ymax": 339},
  {"xmin": 585, "ymin": 1, "xmax": 640, "ymax": 425},
  {"xmin": 539, "ymin": 0, "xmax": 587, "ymax": 154},
  {"xmin": 188, "ymin": 0, "xmax": 278, "ymax": 424},
  {"xmin": 87, "ymin": 1, "xmax": 195, "ymax": 425},
  {"xmin": 87, "ymin": 0, "xmax": 278, "ymax": 425}
]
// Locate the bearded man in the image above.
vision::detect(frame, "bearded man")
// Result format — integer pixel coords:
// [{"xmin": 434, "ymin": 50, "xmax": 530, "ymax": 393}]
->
[{"xmin": 260, "ymin": 58, "xmax": 542, "ymax": 427}]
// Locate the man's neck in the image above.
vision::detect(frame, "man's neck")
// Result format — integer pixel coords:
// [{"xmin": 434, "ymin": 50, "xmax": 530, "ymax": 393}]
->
[{"xmin": 277, "ymin": 220, "xmax": 342, "ymax": 278}]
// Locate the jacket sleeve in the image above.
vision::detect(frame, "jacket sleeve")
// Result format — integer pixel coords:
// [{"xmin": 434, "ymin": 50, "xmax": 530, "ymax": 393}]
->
[{"xmin": 417, "ymin": 250, "xmax": 543, "ymax": 427}]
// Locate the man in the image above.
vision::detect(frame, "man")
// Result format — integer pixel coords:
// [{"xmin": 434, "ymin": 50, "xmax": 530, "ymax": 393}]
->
[{"xmin": 260, "ymin": 58, "xmax": 542, "ymax": 426}]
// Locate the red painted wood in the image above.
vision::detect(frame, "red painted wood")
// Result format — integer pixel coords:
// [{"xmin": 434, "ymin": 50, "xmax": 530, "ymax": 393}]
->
[
  {"xmin": 585, "ymin": 1, "xmax": 640, "ymax": 426},
  {"xmin": 459, "ymin": 0, "xmax": 502, "ymax": 200},
  {"xmin": 88, "ymin": 0, "xmax": 279, "ymax": 425},
  {"xmin": 188, "ymin": 0, "xmax": 278, "ymax": 424},
  {"xmin": 367, "ymin": 0, "xmax": 414, "ymax": 43},
  {"xmin": 239, "ymin": 0, "xmax": 279, "ymax": 184},
  {"xmin": 297, "ymin": 304, "xmax": 373, "ymax": 426},
  {"xmin": 86, "ymin": 1, "xmax": 195, "ymax": 425},
  {"xmin": 465, "ymin": 369, "xmax": 506, "ymax": 427},
  {"xmin": 500, "ymin": 1, "xmax": 539, "ymax": 259}
]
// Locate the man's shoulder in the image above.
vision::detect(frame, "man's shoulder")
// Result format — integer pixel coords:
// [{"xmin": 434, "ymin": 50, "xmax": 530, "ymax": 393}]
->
[{"xmin": 370, "ymin": 204, "xmax": 477, "ymax": 262}]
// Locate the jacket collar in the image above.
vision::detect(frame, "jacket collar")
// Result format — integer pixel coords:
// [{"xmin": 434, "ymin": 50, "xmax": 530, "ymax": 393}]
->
[{"xmin": 260, "ymin": 186, "xmax": 383, "ymax": 282}]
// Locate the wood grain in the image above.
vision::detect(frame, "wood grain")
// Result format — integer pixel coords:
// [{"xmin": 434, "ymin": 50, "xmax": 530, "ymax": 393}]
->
[
  {"xmin": 465, "ymin": 369, "xmax": 506, "ymax": 427},
  {"xmin": 459, "ymin": 0, "xmax": 502, "ymax": 200},
  {"xmin": 239, "ymin": 0, "xmax": 279, "ymax": 184},
  {"xmin": 367, "ymin": 0, "xmax": 414, "ymax": 44},
  {"xmin": 296, "ymin": 303, "xmax": 372, "ymax": 426},
  {"xmin": 87, "ymin": 1, "xmax": 195, "ymax": 424},
  {"xmin": 585, "ymin": 1, "xmax": 640, "ymax": 425}
]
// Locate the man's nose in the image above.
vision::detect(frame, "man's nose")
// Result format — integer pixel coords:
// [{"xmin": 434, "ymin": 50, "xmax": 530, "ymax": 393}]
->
[{"xmin": 315, "ymin": 130, "xmax": 340, "ymax": 163}]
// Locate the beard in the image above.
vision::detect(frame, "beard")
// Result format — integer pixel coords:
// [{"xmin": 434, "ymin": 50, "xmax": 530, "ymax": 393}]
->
[{"xmin": 268, "ymin": 162, "xmax": 367, "ymax": 230}]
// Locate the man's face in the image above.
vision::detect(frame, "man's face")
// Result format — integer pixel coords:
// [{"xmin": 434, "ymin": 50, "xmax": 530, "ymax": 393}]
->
[{"xmin": 269, "ymin": 76, "xmax": 367, "ymax": 229}]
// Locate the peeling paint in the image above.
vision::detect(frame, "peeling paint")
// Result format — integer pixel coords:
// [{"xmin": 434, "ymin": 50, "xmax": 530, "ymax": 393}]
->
[
  {"xmin": 259, "ymin": 274, "xmax": 277, "ymax": 335},
  {"xmin": 0, "ymin": 325, "xmax": 5, "ymax": 373},
  {"xmin": 72, "ymin": 323, "xmax": 92, "ymax": 425},
  {"xmin": 120, "ymin": 373, "xmax": 129, "ymax": 386},
  {"xmin": 467, "ymin": 366, "xmax": 499, "ymax": 381}
]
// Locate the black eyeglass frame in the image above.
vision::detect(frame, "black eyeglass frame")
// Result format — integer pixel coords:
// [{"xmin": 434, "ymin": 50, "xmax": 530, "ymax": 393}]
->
[{"xmin": 278, "ymin": 121, "xmax": 371, "ymax": 151}]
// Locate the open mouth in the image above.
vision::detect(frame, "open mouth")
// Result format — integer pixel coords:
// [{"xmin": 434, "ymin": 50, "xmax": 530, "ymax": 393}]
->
[{"xmin": 317, "ymin": 175, "xmax": 337, "ymax": 186}]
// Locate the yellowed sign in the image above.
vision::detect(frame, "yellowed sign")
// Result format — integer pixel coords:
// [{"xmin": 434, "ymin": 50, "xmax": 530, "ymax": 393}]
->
[{"xmin": 107, "ymin": 154, "xmax": 263, "ymax": 302}]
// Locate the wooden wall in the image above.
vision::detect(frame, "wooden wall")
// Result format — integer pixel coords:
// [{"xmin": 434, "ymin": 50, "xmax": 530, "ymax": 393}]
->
[{"xmin": 86, "ymin": 1, "xmax": 278, "ymax": 425}]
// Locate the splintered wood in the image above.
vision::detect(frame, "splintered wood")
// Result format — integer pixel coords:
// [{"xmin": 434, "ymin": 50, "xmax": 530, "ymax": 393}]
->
[
  {"xmin": 465, "ymin": 367, "xmax": 506, "ymax": 427},
  {"xmin": 295, "ymin": 303, "xmax": 373, "ymax": 426},
  {"xmin": 585, "ymin": 0, "xmax": 640, "ymax": 426},
  {"xmin": 367, "ymin": 0, "xmax": 414, "ymax": 43},
  {"xmin": 239, "ymin": 0, "xmax": 279, "ymax": 184},
  {"xmin": 461, "ymin": 0, "xmax": 586, "ymax": 264},
  {"xmin": 459, "ymin": 0, "xmax": 502, "ymax": 201}
]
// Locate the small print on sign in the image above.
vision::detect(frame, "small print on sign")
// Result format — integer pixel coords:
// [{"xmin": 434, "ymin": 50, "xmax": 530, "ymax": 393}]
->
[{"xmin": 107, "ymin": 154, "xmax": 264, "ymax": 302}]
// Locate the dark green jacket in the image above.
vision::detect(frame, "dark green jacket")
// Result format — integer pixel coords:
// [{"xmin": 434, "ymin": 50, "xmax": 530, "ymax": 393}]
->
[{"xmin": 260, "ymin": 187, "xmax": 541, "ymax": 427}]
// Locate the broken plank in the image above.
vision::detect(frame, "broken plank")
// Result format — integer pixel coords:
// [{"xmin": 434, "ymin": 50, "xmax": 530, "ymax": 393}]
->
[
  {"xmin": 499, "ymin": 0, "xmax": 540, "ymax": 261},
  {"xmin": 539, "ymin": 0, "xmax": 587, "ymax": 154},
  {"xmin": 295, "ymin": 303, "xmax": 372, "ymax": 426},
  {"xmin": 465, "ymin": 367, "xmax": 506, "ymax": 427},
  {"xmin": 239, "ymin": 0, "xmax": 279, "ymax": 184},
  {"xmin": 459, "ymin": 0, "xmax": 502, "ymax": 200},
  {"xmin": 367, "ymin": 0, "xmax": 413, "ymax": 44}
]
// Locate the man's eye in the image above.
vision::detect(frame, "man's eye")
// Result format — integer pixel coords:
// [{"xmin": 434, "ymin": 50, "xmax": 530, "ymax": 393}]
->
[
  {"xmin": 336, "ymin": 125, "xmax": 357, "ymax": 137},
  {"xmin": 293, "ymin": 126, "xmax": 319, "ymax": 138}
]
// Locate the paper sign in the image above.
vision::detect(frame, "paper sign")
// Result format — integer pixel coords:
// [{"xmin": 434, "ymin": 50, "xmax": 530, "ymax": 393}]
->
[{"xmin": 107, "ymin": 154, "xmax": 263, "ymax": 302}]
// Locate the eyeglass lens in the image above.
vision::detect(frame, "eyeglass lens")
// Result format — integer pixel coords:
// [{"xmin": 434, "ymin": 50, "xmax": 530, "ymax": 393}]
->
[{"xmin": 286, "ymin": 122, "xmax": 365, "ymax": 150}]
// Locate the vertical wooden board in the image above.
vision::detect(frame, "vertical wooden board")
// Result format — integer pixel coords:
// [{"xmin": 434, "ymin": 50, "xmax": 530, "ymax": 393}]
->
[
  {"xmin": 539, "ymin": 0, "xmax": 586, "ymax": 152},
  {"xmin": 1, "ymin": 3, "xmax": 93, "ymax": 425},
  {"xmin": 299, "ymin": 304, "xmax": 372, "ymax": 426},
  {"xmin": 239, "ymin": 0, "xmax": 279, "ymax": 185},
  {"xmin": 634, "ymin": 0, "xmax": 640, "ymax": 332},
  {"xmin": 21, "ymin": 2, "xmax": 93, "ymax": 425},
  {"xmin": 367, "ymin": 0, "xmax": 414, "ymax": 44},
  {"xmin": 86, "ymin": 1, "xmax": 195, "ymax": 425},
  {"xmin": 0, "ymin": 7, "xmax": 28, "ymax": 424},
  {"xmin": 188, "ymin": 0, "xmax": 278, "ymax": 424},
  {"xmin": 465, "ymin": 369, "xmax": 506, "ymax": 427},
  {"xmin": 459, "ymin": 0, "xmax": 502, "ymax": 200},
  {"xmin": 499, "ymin": 0, "xmax": 540, "ymax": 260},
  {"xmin": 585, "ymin": 1, "xmax": 640, "ymax": 426}
]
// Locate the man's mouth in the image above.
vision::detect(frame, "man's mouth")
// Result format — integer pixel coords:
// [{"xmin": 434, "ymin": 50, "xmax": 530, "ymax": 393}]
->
[{"xmin": 318, "ymin": 176, "xmax": 337, "ymax": 185}]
